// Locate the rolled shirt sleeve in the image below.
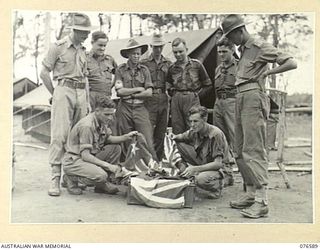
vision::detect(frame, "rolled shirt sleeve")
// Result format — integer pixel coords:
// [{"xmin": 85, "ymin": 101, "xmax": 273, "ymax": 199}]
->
[
  {"xmin": 255, "ymin": 42, "xmax": 293, "ymax": 65},
  {"xmin": 42, "ymin": 43, "xmax": 58, "ymax": 71},
  {"xmin": 78, "ymin": 126, "xmax": 94, "ymax": 153}
]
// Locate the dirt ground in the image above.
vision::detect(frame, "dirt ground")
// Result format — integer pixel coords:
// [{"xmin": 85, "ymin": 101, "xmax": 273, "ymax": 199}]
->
[{"xmin": 11, "ymin": 114, "xmax": 313, "ymax": 223}]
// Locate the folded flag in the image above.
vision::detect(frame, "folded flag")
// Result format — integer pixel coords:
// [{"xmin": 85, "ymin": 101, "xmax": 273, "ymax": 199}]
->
[{"xmin": 129, "ymin": 177, "xmax": 191, "ymax": 208}]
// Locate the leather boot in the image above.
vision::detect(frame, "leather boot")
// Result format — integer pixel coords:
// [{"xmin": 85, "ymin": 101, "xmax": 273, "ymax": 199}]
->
[
  {"xmin": 240, "ymin": 201, "xmax": 269, "ymax": 218},
  {"xmin": 94, "ymin": 182, "xmax": 119, "ymax": 195},
  {"xmin": 48, "ymin": 165, "xmax": 61, "ymax": 196},
  {"xmin": 230, "ymin": 185, "xmax": 256, "ymax": 209},
  {"xmin": 64, "ymin": 175, "xmax": 82, "ymax": 195},
  {"xmin": 62, "ymin": 174, "xmax": 87, "ymax": 190}
]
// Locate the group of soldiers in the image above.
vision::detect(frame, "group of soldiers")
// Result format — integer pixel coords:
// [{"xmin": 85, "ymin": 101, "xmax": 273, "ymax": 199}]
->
[{"xmin": 40, "ymin": 13, "xmax": 297, "ymax": 219}]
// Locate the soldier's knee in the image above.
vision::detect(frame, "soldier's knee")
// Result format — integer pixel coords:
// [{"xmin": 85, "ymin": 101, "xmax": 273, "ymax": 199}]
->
[
  {"xmin": 195, "ymin": 172, "xmax": 208, "ymax": 187},
  {"xmin": 95, "ymin": 172, "xmax": 108, "ymax": 183},
  {"xmin": 113, "ymin": 144, "xmax": 121, "ymax": 155}
]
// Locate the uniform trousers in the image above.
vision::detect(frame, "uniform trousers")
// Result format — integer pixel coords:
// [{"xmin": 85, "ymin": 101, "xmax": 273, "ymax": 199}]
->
[
  {"xmin": 62, "ymin": 145, "xmax": 121, "ymax": 184},
  {"xmin": 171, "ymin": 92, "xmax": 200, "ymax": 134},
  {"xmin": 145, "ymin": 93, "xmax": 169, "ymax": 160},
  {"xmin": 116, "ymin": 100, "xmax": 158, "ymax": 161},
  {"xmin": 49, "ymin": 85, "xmax": 87, "ymax": 166},
  {"xmin": 176, "ymin": 142, "xmax": 229, "ymax": 192},
  {"xmin": 234, "ymin": 89, "xmax": 269, "ymax": 188}
]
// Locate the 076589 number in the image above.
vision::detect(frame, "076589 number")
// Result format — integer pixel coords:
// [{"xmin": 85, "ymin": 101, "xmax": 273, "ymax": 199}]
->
[{"xmin": 300, "ymin": 244, "xmax": 319, "ymax": 248}]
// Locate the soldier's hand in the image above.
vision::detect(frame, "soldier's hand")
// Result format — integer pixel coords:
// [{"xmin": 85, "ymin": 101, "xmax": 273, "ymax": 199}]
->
[
  {"xmin": 125, "ymin": 131, "xmax": 139, "ymax": 140},
  {"xmin": 180, "ymin": 165, "xmax": 197, "ymax": 178},
  {"xmin": 169, "ymin": 133, "xmax": 177, "ymax": 140}
]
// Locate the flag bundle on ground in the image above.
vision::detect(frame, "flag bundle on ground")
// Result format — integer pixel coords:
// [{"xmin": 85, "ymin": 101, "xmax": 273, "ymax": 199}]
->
[{"xmin": 123, "ymin": 134, "xmax": 193, "ymax": 208}]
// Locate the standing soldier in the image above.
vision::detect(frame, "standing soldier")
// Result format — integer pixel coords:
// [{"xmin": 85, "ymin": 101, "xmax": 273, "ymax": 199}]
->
[
  {"xmin": 40, "ymin": 13, "xmax": 96, "ymax": 196},
  {"xmin": 141, "ymin": 33, "xmax": 172, "ymax": 160},
  {"xmin": 212, "ymin": 37, "xmax": 238, "ymax": 185},
  {"xmin": 220, "ymin": 14, "xmax": 297, "ymax": 218},
  {"xmin": 114, "ymin": 39, "xmax": 158, "ymax": 161},
  {"xmin": 86, "ymin": 31, "xmax": 117, "ymax": 110},
  {"xmin": 167, "ymin": 37, "xmax": 212, "ymax": 134}
]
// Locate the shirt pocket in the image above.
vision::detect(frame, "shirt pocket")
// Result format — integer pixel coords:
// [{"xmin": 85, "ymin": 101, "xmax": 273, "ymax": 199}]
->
[
  {"xmin": 188, "ymin": 68, "xmax": 199, "ymax": 83},
  {"xmin": 134, "ymin": 72, "xmax": 145, "ymax": 86},
  {"xmin": 88, "ymin": 64, "xmax": 101, "ymax": 76}
]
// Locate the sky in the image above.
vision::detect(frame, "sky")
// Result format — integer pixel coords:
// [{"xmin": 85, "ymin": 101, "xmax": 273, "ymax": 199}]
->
[{"xmin": 13, "ymin": 11, "xmax": 314, "ymax": 95}]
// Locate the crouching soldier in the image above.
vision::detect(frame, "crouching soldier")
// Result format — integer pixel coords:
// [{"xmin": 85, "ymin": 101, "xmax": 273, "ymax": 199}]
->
[
  {"xmin": 62, "ymin": 96, "xmax": 137, "ymax": 195},
  {"xmin": 171, "ymin": 105, "xmax": 233, "ymax": 199}
]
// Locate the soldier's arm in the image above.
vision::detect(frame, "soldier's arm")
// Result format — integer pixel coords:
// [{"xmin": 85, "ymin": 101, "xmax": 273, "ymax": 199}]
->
[
  {"xmin": 197, "ymin": 61, "xmax": 213, "ymax": 99},
  {"xmin": 40, "ymin": 66, "xmax": 54, "ymax": 95},
  {"xmin": 107, "ymin": 131, "xmax": 139, "ymax": 144},
  {"xmin": 262, "ymin": 58, "xmax": 297, "ymax": 79},
  {"xmin": 116, "ymin": 86, "xmax": 146, "ymax": 97},
  {"xmin": 180, "ymin": 156, "xmax": 223, "ymax": 178},
  {"xmin": 131, "ymin": 66, "xmax": 153, "ymax": 98},
  {"xmin": 81, "ymin": 149, "xmax": 120, "ymax": 173},
  {"xmin": 132, "ymin": 88, "xmax": 152, "ymax": 99}
]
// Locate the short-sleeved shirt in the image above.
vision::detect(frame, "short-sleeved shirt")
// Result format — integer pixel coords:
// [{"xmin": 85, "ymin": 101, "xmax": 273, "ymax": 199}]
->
[
  {"xmin": 167, "ymin": 57, "xmax": 212, "ymax": 91},
  {"xmin": 42, "ymin": 35, "xmax": 87, "ymax": 82},
  {"xmin": 65, "ymin": 113, "xmax": 112, "ymax": 156},
  {"xmin": 178, "ymin": 123, "xmax": 229, "ymax": 163},
  {"xmin": 236, "ymin": 37, "xmax": 293, "ymax": 86},
  {"xmin": 140, "ymin": 54, "xmax": 172, "ymax": 89},
  {"xmin": 114, "ymin": 61, "xmax": 153, "ymax": 91},
  {"xmin": 214, "ymin": 58, "xmax": 237, "ymax": 93},
  {"xmin": 86, "ymin": 51, "xmax": 117, "ymax": 95}
]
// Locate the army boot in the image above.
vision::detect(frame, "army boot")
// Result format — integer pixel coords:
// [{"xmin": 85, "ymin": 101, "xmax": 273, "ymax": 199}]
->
[
  {"xmin": 64, "ymin": 175, "xmax": 83, "ymax": 195},
  {"xmin": 48, "ymin": 164, "xmax": 61, "ymax": 196},
  {"xmin": 230, "ymin": 185, "xmax": 256, "ymax": 209},
  {"xmin": 94, "ymin": 182, "xmax": 119, "ymax": 195}
]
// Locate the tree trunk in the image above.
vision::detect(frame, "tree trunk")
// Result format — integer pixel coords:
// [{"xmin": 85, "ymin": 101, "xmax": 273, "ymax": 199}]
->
[
  {"xmin": 129, "ymin": 14, "xmax": 133, "ymax": 37},
  {"xmin": 13, "ymin": 11, "xmax": 18, "ymax": 79}
]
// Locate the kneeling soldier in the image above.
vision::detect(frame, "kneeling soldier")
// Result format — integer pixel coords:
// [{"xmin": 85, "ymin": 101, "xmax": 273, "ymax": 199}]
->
[
  {"xmin": 172, "ymin": 105, "xmax": 233, "ymax": 199},
  {"xmin": 62, "ymin": 96, "xmax": 137, "ymax": 195}
]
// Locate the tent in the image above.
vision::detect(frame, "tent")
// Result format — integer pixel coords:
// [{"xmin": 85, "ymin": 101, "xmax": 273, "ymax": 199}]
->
[{"xmin": 13, "ymin": 28, "xmax": 223, "ymax": 142}]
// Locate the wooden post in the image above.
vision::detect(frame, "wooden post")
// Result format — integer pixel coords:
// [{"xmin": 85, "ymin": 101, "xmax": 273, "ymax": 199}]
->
[{"xmin": 276, "ymin": 92, "xmax": 291, "ymax": 188}]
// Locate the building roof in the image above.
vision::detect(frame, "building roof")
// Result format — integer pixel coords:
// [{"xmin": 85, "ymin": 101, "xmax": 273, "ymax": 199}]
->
[{"xmin": 13, "ymin": 84, "xmax": 51, "ymax": 110}]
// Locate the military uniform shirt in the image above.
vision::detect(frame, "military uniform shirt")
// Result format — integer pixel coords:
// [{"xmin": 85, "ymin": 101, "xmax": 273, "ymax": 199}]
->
[
  {"xmin": 214, "ymin": 58, "xmax": 237, "ymax": 92},
  {"xmin": 167, "ymin": 57, "xmax": 212, "ymax": 91},
  {"xmin": 236, "ymin": 37, "xmax": 293, "ymax": 85},
  {"xmin": 178, "ymin": 123, "xmax": 229, "ymax": 163},
  {"xmin": 87, "ymin": 51, "xmax": 117, "ymax": 95},
  {"xmin": 140, "ymin": 54, "xmax": 172, "ymax": 89},
  {"xmin": 114, "ymin": 61, "xmax": 153, "ymax": 90},
  {"xmin": 42, "ymin": 35, "xmax": 87, "ymax": 81},
  {"xmin": 65, "ymin": 113, "xmax": 112, "ymax": 156}
]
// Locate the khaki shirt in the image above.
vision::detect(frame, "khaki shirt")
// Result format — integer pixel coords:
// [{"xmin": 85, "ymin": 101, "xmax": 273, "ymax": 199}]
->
[
  {"xmin": 178, "ymin": 123, "xmax": 229, "ymax": 164},
  {"xmin": 214, "ymin": 58, "xmax": 237, "ymax": 92},
  {"xmin": 167, "ymin": 57, "xmax": 212, "ymax": 91},
  {"xmin": 65, "ymin": 113, "xmax": 111, "ymax": 156},
  {"xmin": 86, "ymin": 51, "xmax": 117, "ymax": 95},
  {"xmin": 236, "ymin": 37, "xmax": 292, "ymax": 85},
  {"xmin": 140, "ymin": 54, "xmax": 172, "ymax": 89},
  {"xmin": 42, "ymin": 36, "xmax": 87, "ymax": 81},
  {"xmin": 114, "ymin": 61, "xmax": 153, "ymax": 90}
]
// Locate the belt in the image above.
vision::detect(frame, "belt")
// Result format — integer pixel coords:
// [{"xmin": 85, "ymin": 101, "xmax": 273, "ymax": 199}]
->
[
  {"xmin": 122, "ymin": 98, "xmax": 144, "ymax": 104},
  {"xmin": 174, "ymin": 89, "xmax": 197, "ymax": 95},
  {"xmin": 153, "ymin": 88, "xmax": 165, "ymax": 94},
  {"xmin": 58, "ymin": 79, "xmax": 86, "ymax": 89},
  {"xmin": 216, "ymin": 91, "xmax": 236, "ymax": 99},
  {"xmin": 236, "ymin": 82, "xmax": 261, "ymax": 93}
]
